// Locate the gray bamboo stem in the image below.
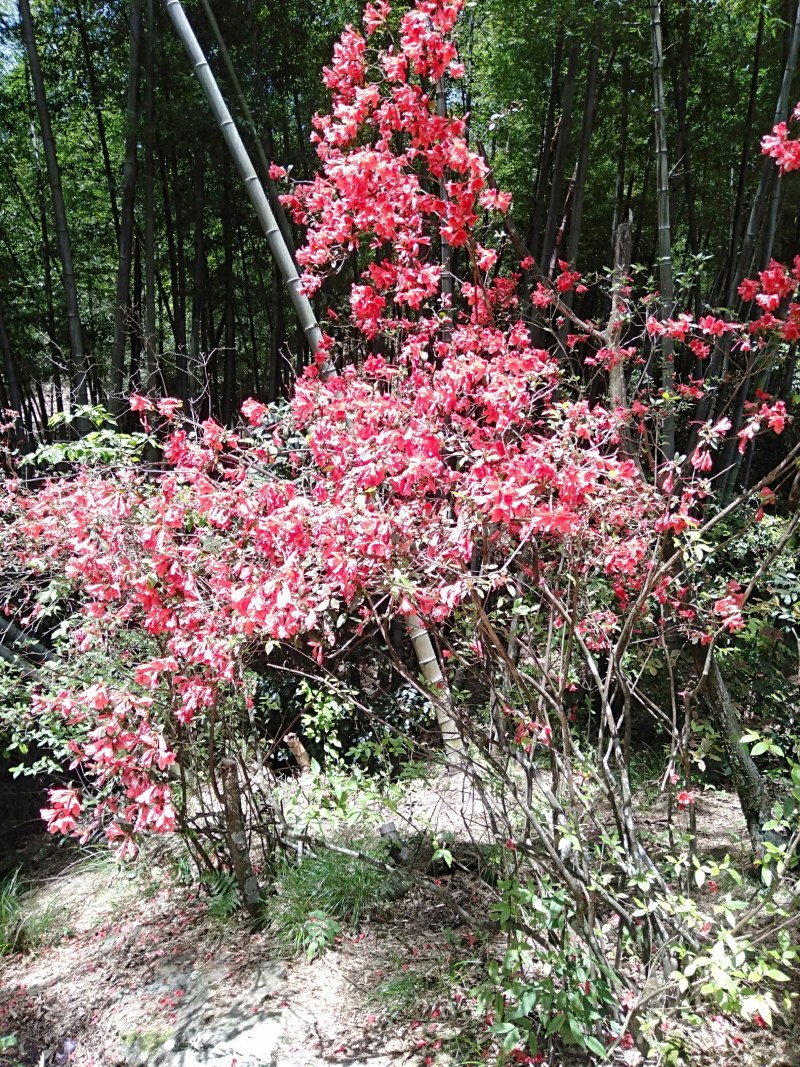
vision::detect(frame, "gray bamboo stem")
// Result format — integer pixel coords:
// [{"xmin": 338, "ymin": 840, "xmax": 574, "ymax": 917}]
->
[
  {"xmin": 649, "ymin": 0, "xmax": 675, "ymax": 461},
  {"xmin": 167, "ymin": 0, "xmax": 455, "ymax": 755},
  {"xmin": 219, "ymin": 757, "xmax": 261, "ymax": 915},
  {"xmin": 143, "ymin": 0, "xmax": 157, "ymax": 389},
  {"xmin": 110, "ymin": 0, "xmax": 142, "ymax": 413},
  {"xmin": 19, "ymin": 0, "xmax": 89, "ymax": 413},
  {"xmin": 407, "ymin": 614, "xmax": 463, "ymax": 756}
]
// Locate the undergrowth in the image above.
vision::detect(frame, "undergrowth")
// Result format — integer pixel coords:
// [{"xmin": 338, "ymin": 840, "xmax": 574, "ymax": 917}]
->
[
  {"xmin": 0, "ymin": 869, "xmax": 72, "ymax": 955},
  {"xmin": 269, "ymin": 843, "xmax": 397, "ymax": 958},
  {"xmin": 0, "ymin": 871, "xmax": 22, "ymax": 955}
]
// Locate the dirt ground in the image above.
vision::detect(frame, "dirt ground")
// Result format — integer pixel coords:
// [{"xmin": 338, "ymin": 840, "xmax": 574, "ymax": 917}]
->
[{"xmin": 1, "ymin": 782, "xmax": 799, "ymax": 1067}]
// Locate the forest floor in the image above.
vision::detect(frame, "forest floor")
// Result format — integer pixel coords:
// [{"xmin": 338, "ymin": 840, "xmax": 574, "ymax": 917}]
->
[{"xmin": 0, "ymin": 774, "xmax": 798, "ymax": 1067}]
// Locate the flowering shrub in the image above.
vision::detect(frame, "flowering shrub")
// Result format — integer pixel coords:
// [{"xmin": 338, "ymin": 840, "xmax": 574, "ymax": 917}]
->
[{"xmin": 2, "ymin": 0, "xmax": 800, "ymax": 1059}]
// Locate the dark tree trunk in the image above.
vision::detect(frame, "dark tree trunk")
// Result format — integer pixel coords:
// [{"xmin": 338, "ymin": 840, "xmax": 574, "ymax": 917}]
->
[
  {"xmin": 73, "ymin": 0, "xmax": 120, "ymax": 241},
  {"xmin": 722, "ymin": 7, "xmax": 764, "ymax": 306},
  {"xmin": 528, "ymin": 33, "xmax": 564, "ymax": 262},
  {"xmin": 649, "ymin": 0, "xmax": 675, "ymax": 461},
  {"xmin": 19, "ymin": 0, "xmax": 89, "ymax": 416},
  {"xmin": 110, "ymin": 0, "xmax": 142, "ymax": 414},
  {"xmin": 189, "ymin": 149, "xmax": 206, "ymax": 415},
  {"xmin": 692, "ymin": 646, "xmax": 773, "ymax": 856},
  {"xmin": 269, "ymin": 262, "xmax": 285, "ymax": 401},
  {"xmin": 662, "ymin": 1, "xmax": 701, "ymax": 316},
  {"xmin": 565, "ymin": 38, "xmax": 600, "ymax": 267},
  {"xmin": 160, "ymin": 147, "xmax": 187, "ymax": 401},
  {"xmin": 732, "ymin": 0, "xmax": 800, "ymax": 296},
  {"xmin": 143, "ymin": 0, "xmax": 157, "ymax": 391},
  {"xmin": 222, "ymin": 162, "xmax": 237, "ymax": 424},
  {"xmin": 613, "ymin": 56, "xmax": 630, "ymax": 237},
  {"xmin": 541, "ymin": 43, "xmax": 581, "ymax": 276},
  {"xmin": 239, "ymin": 228, "xmax": 260, "ymax": 397},
  {"xmin": 0, "ymin": 303, "xmax": 31, "ymax": 454}
]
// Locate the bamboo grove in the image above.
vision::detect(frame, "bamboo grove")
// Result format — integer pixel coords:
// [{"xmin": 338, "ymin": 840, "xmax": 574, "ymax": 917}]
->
[{"xmin": 0, "ymin": 0, "xmax": 798, "ymax": 442}]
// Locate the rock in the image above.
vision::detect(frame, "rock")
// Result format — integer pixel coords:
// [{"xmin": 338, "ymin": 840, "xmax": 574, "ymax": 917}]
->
[{"xmin": 126, "ymin": 962, "xmax": 286, "ymax": 1066}]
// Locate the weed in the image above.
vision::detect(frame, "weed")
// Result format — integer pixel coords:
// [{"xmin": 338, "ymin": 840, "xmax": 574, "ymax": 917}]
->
[
  {"xmin": 269, "ymin": 843, "xmax": 397, "ymax": 957},
  {"xmin": 301, "ymin": 910, "xmax": 342, "ymax": 959},
  {"xmin": 370, "ymin": 937, "xmax": 483, "ymax": 1022},
  {"xmin": 16, "ymin": 902, "xmax": 73, "ymax": 952},
  {"xmin": 371, "ymin": 969, "xmax": 432, "ymax": 1018},
  {"xmin": 121, "ymin": 1026, "xmax": 171, "ymax": 1058},
  {"xmin": 0, "ymin": 871, "xmax": 22, "ymax": 955},
  {"xmin": 202, "ymin": 869, "xmax": 240, "ymax": 921}
]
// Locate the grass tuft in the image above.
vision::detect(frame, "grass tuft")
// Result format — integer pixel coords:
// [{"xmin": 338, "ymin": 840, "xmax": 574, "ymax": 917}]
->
[
  {"xmin": 269, "ymin": 844, "xmax": 397, "ymax": 956},
  {"xmin": 0, "ymin": 869, "xmax": 22, "ymax": 955}
]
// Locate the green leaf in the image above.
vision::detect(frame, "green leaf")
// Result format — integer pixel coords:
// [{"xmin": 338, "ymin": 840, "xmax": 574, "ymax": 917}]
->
[
  {"xmin": 567, "ymin": 1017, "xmax": 584, "ymax": 1045},
  {"xmin": 584, "ymin": 1035, "xmax": 607, "ymax": 1057},
  {"xmin": 502, "ymin": 1028, "xmax": 521, "ymax": 1054}
]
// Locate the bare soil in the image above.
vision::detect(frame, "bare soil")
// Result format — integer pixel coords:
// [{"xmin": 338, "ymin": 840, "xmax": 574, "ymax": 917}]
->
[{"xmin": 1, "ymin": 782, "xmax": 798, "ymax": 1067}]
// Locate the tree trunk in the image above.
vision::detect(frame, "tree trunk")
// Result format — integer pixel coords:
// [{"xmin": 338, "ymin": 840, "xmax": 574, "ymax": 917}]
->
[
  {"xmin": 607, "ymin": 221, "xmax": 632, "ymax": 414},
  {"xmin": 721, "ymin": 9, "xmax": 765, "ymax": 305},
  {"xmin": 73, "ymin": 0, "xmax": 120, "ymax": 241},
  {"xmin": 197, "ymin": 0, "xmax": 296, "ymax": 259},
  {"xmin": 240, "ymin": 228, "xmax": 260, "ymax": 397},
  {"xmin": 164, "ymin": 0, "xmax": 458, "ymax": 760},
  {"xmin": 19, "ymin": 0, "xmax": 89, "ymax": 416},
  {"xmin": 28, "ymin": 112, "xmax": 63, "ymax": 410},
  {"xmin": 528, "ymin": 33, "xmax": 563, "ymax": 261},
  {"xmin": 143, "ymin": 0, "xmax": 157, "ymax": 391},
  {"xmin": 662, "ymin": 1, "xmax": 701, "ymax": 316},
  {"xmin": 731, "ymin": 0, "xmax": 800, "ymax": 295},
  {"xmin": 269, "ymin": 261, "xmax": 285, "ymax": 401},
  {"xmin": 691, "ymin": 646, "xmax": 772, "ymax": 856},
  {"xmin": 219, "ymin": 757, "xmax": 261, "ymax": 916},
  {"xmin": 540, "ymin": 42, "xmax": 580, "ymax": 276},
  {"xmin": 649, "ymin": 0, "xmax": 675, "ymax": 462},
  {"xmin": 189, "ymin": 149, "xmax": 206, "ymax": 415},
  {"xmin": 406, "ymin": 615, "xmax": 463, "ymax": 758},
  {"xmin": 110, "ymin": 0, "xmax": 142, "ymax": 414},
  {"xmin": 565, "ymin": 39, "xmax": 599, "ymax": 269},
  {"xmin": 0, "ymin": 304, "xmax": 31, "ymax": 454},
  {"xmin": 160, "ymin": 146, "xmax": 187, "ymax": 400},
  {"xmin": 612, "ymin": 56, "xmax": 630, "ymax": 237},
  {"xmin": 222, "ymin": 161, "xmax": 236, "ymax": 424}
]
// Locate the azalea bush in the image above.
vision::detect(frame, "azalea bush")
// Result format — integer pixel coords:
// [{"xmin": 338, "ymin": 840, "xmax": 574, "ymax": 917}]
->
[{"xmin": 2, "ymin": 0, "xmax": 800, "ymax": 1059}]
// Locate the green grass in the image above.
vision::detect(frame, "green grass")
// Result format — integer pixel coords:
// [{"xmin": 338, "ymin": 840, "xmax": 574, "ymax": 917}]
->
[
  {"xmin": 0, "ymin": 870, "xmax": 22, "ymax": 955},
  {"xmin": 0, "ymin": 869, "xmax": 78, "ymax": 955},
  {"xmin": 16, "ymin": 901, "xmax": 74, "ymax": 951},
  {"xmin": 269, "ymin": 844, "xmax": 398, "ymax": 956},
  {"xmin": 367, "ymin": 941, "xmax": 488, "ymax": 1062},
  {"xmin": 202, "ymin": 869, "xmax": 241, "ymax": 921}
]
